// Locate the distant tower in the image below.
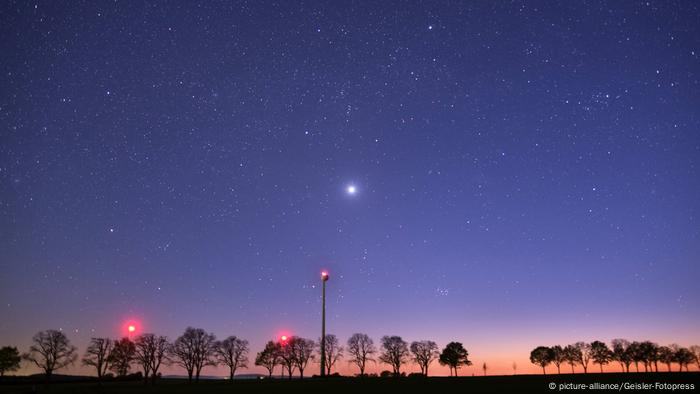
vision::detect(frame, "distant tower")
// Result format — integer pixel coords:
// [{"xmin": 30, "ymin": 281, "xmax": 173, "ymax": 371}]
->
[{"xmin": 320, "ymin": 271, "xmax": 329, "ymax": 376}]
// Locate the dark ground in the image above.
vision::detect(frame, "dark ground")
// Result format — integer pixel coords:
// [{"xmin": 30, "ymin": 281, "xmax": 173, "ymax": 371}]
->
[{"xmin": 1, "ymin": 372, "xmax": 698, "ymax": 394}]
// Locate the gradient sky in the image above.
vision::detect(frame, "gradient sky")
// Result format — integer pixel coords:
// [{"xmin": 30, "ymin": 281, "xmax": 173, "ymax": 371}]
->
[{"xmin": 1, "ymin": 1, "xmax": 699, "ymax": 377}]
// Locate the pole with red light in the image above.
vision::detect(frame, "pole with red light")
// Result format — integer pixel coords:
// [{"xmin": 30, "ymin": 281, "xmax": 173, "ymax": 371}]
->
[
  {"xmin": 320, "ymin": 270, "xmax": 329, "ymax": 376},
  {"xmin": 280, "ymin": 335, "xmax": 288, "ymax": 379}
]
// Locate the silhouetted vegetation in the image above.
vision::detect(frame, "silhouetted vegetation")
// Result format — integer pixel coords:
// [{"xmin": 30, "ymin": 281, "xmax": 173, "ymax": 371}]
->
[
  {"xmin": 215, "ymin": 336, "xmax": 249, "ymax": 381},
  {"xmin": 110, "ymin": 338, "xmax": 136, "ymax": 377},
  {"xmin": 7, "ymin": 329, "xmax": 699, "ymax": 385},
  {"xmin": 438, "ymin": 342, "xmax": 472, "ymax": 376},
  {"xmin": 346, "ymin": 333, "xmax": 375, "ymax": 376},
  {"xmin": 254, "ymin": 341, "xmax": 279, "ymax": 378},
  {"xmin": 378, "ymin": 336, "xmax": 409, "ymax": 377},
  {"xmin": 409, "ymin": 340, "xmax": 438, "ymax": 376},
  {"xmin": 530, "ymin": 340, "xmax": 699, "ymax": 374},
  {"xmin": 82, "ymin": 338, "xmax": 113, "ymax": 379},
  {"xmin": 169, "ymin": 327, "xmax": 216, "ymax": 383},
  {"xmin": 318, "ymin": 334, "xmax": 342, "ymax": 375},
  {"xmin": 134, "ymin": 334, "xmax": 169, "ymax": 383},
  {"xmin": 0, "ymin": 346, "xmax": 21, "ymax": 377},
  {"xmin": 22, "ymin": 330, "xmax": 77, "ymax": 381},
  {"xmin": 289, "ymin": 336, "xmax": 315, "ymax": 379}
]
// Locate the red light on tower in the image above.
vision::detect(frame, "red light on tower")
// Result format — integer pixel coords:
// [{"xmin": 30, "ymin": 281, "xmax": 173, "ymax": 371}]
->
[
  {"xmin": 128, "ymin": 325, "xmax": 136, "ymax": 333},
  {"xmin": 280, "ymin": 335, "xmax": 288, "ymax": 342},
  {"xmin": 321, "ymin": 271, "xmax": 329, "ymax": 281}
]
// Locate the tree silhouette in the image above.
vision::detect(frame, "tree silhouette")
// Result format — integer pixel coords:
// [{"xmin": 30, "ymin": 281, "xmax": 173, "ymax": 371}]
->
[
  {"xmin": 109, "ymin": 337, "xmax": 136, "ymax": 377},
  {"xmin": 689, "ymin": 345, "xmax": 700, "ymax": 370},
  {"xmin": 0, "ymin": 346, "xmax": 21, "ymax": 377},
  {"xmin": 319, "ymin": 334, "xmax": 342, "ymax": 375},
  {"xmin": 590, "ymin": 341, "xmax": 613, "ymax": 373},
  {"xmin": 134, "ymin": 334, "xmax": 169, "ymax": 384},
  {"xmin": 611, "ymin": 339, "xmax": 632, "ymax": 373},
  {"xmin": 638, "ymin": 341, "xmax": 659, "ymax": 372},
  {"xmin": 277, "ymin": 338, "xmax": 295, "ymax": 379},
  {"xmin": 23, "ymin": 330, "xmax": 77, "ymax": 381},
  {"xmin": 82, "ymin": 338, "xmax": 113, "ymax": 379},
  {"xmin": 438, "ymin": 342, "xmax": 471, "ymax": 376},
  {"xmin": 550, "ymin": 345, "xmax": 566, "ymax": 374},
  {"xmin": 346, "ymin": 333, "xmax": 375, "ymax": 376},
  {"xmin": 658, "ymin": 346, "xmax": 675, "ymax": 372},
  {"xmin": 675, "ymin": 347, "xmax": 694, "ymax": 372},
  {"xmin": 563, "ymin": 345, "xmax": 580, "ymax": 373},
  {"xmin": 512, "ymin": 362, "xmax": 517, "ymax": 375},
  {"xmin": 379, "ymin": 336, "xmax": 409, "ymax": 377},
  {"xmin": 572, "ymin": 342, "xmax": 592, "ymax": 373},
  {"xmin": 170, "ymin": 327, "xmax": 216, "ymax": 382},
  {"xmin": 215, "ymin": 336, "xmax": 248, "ymax": 381},
  {"xmin": 482, "ymin": 362, "xmax": 488, "ymax": 376},
  {"xmin": 628, "ymin": 342, "xmax": 643, "ymax": 372},
  {"xmin": 530, "ymin": 346, "xmax": 553, "ymax": 375},
  {"xmin": 409, "ymin": 340, "xmax": 439, "ymax": 376},
  {"xmin": 289, "ymin": 336, "xmax": 315, "ymax": 379},
  {"xmin": 254, "ymin": 341, "xmax": 280, "ymax": 378}
]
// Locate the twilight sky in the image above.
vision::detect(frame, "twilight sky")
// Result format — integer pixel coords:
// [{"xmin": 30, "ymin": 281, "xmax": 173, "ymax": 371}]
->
[{"xmin": 1, "ymin": 1, "xmax": 699, "ymax": 376}]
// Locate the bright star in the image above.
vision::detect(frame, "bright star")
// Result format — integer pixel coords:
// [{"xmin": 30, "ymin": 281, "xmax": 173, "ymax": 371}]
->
[{"xmin": 347, "ymin": 185, "xmax": 357, "ymax": 195}]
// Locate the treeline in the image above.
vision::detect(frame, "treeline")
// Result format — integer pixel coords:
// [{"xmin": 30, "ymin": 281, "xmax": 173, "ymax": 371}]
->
[
  {"xmin": 0, "ymin": 329, "xmax": 474, "ymax": 381},
  {"xmin": 530, "ymin": 340, "xmax": 700, "ymax": 374}
]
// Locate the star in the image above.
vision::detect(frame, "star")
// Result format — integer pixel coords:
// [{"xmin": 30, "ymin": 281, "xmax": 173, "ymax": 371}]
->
[{"xmin": 346, "ymin": 185, "xmax": 357, "ymax": 195}]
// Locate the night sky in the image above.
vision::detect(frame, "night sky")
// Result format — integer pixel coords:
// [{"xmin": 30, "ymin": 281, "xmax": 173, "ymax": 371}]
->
[{"xmin": 1, "ymin": 1, "xmax": 699, "ymax": 376}]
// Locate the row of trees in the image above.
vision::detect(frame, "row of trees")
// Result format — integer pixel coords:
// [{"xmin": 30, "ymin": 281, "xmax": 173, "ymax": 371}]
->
[
  {"xmin": 1, "ymin": 330, "xmax": 475, "ymax": 380},
  {"xmin": 530, "ymin": 340, "xmax": 700, "ymax": 374},
  {"xmin": 254, "ymin": 334, "xmax": 473, "ymax": 378},
  {"xmin": 0, "ymin": 328, "xmax": 247, "ymax": 383}
]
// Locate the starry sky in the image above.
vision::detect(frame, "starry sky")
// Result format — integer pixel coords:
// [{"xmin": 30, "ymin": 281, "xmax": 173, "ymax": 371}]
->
[{"xmin": 1, "ymin": 1, "xmax": 699, "ymax": 377}]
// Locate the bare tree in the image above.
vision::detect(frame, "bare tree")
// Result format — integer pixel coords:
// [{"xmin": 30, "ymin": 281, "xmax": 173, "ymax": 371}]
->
[
  {"xmin": 550, "ymin": 345, "xmax": 566, "ymax": 374},
  {"xmin": 346, "ymin": 333, "xmax": 375, "ymax": 376},
  {"xmin": 215, "ymin": 336, "xmax": 249, "ymax": 381},
  {"xmin": 254, "ymin": 341, "xmax": 279, "ymax": 378},
  {"xmin": 319, "ymin": 334, "xmax": 342, "ymax": 375},
  {"xmin": 22, "ymin": 330, "xmax": 77, "ymax": 381},
  {"xmin": 512, "ymin": 362, "xmax": 517, "ymax": 375},
  {"xmin": 170, "ymin": 327, "xmax": 216, "ymax": 382},
  {"xmin": 109, "ymin": 337, "xmax": 136, "ymax": 377},
  {"xmin": 82, "ymin": 338, "xmax": 113, "ymax": 379},
  {"xmin": 290, "ymin": 336, "xmax": 315, "ymax": 379},
  {"xmin": 0, "ymin": 346, "xmax": 21, "ymax": 377},
  {"xmin": 379, "ymin": 336, "xmax": 409, "ymax": 376},
  {"xmin": 134, "ymin": 334, "xmax": 169, "ymax": 384},
  {"xmin": 409, "ymin": 340, "xmax": 439, "ymax": 376},
  {"xmin": 590, "ymin": 341, "xmax": 613, "ymax": 373},
  {"xmin": 277, "ymin": 339, "xmax": 295, "ymax": 379},
  {"xmin": 482, "ymin": 362, "xmax": 488, "ymax": 376},
  {"xmin": 438, "ymin": 342, "xmax": 471, "ymax": 376}
]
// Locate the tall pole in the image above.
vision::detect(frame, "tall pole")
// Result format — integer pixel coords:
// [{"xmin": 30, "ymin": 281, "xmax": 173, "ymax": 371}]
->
[{"xmin": 320, "ymin": 271, "xmax": 329, "ymax": 376}]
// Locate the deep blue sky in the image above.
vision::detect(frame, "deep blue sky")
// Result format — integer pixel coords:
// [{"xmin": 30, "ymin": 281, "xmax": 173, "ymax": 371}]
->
[{"xmin": 1, "ymin": 1, "xmax": 699, "ymax": 375}]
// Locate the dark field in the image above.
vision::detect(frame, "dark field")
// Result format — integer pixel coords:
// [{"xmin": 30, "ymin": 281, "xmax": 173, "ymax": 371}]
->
[{"xmin": 1, "ymin": 373, "xmax": 698, "ymax": 394}]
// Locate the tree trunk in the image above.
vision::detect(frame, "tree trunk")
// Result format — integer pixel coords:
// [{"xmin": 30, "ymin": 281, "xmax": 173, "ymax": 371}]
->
[
  {"xmin": 455, "ymin": 367, "xmax": 459, "ymax": 377},
  {"xmin": 600, "ymin": 364, "xmax": 603, "ymax": 373},
  {"xmin": 542, "ymin": 366, "xmax": 546, "ymax": 375},
  {"xmin": 571, "ymin": 365, "xmax": 575, "ymax": 373},
  {"xmin": 556, "ymin": 365, "xmax": 560, "ymax": 374}
]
